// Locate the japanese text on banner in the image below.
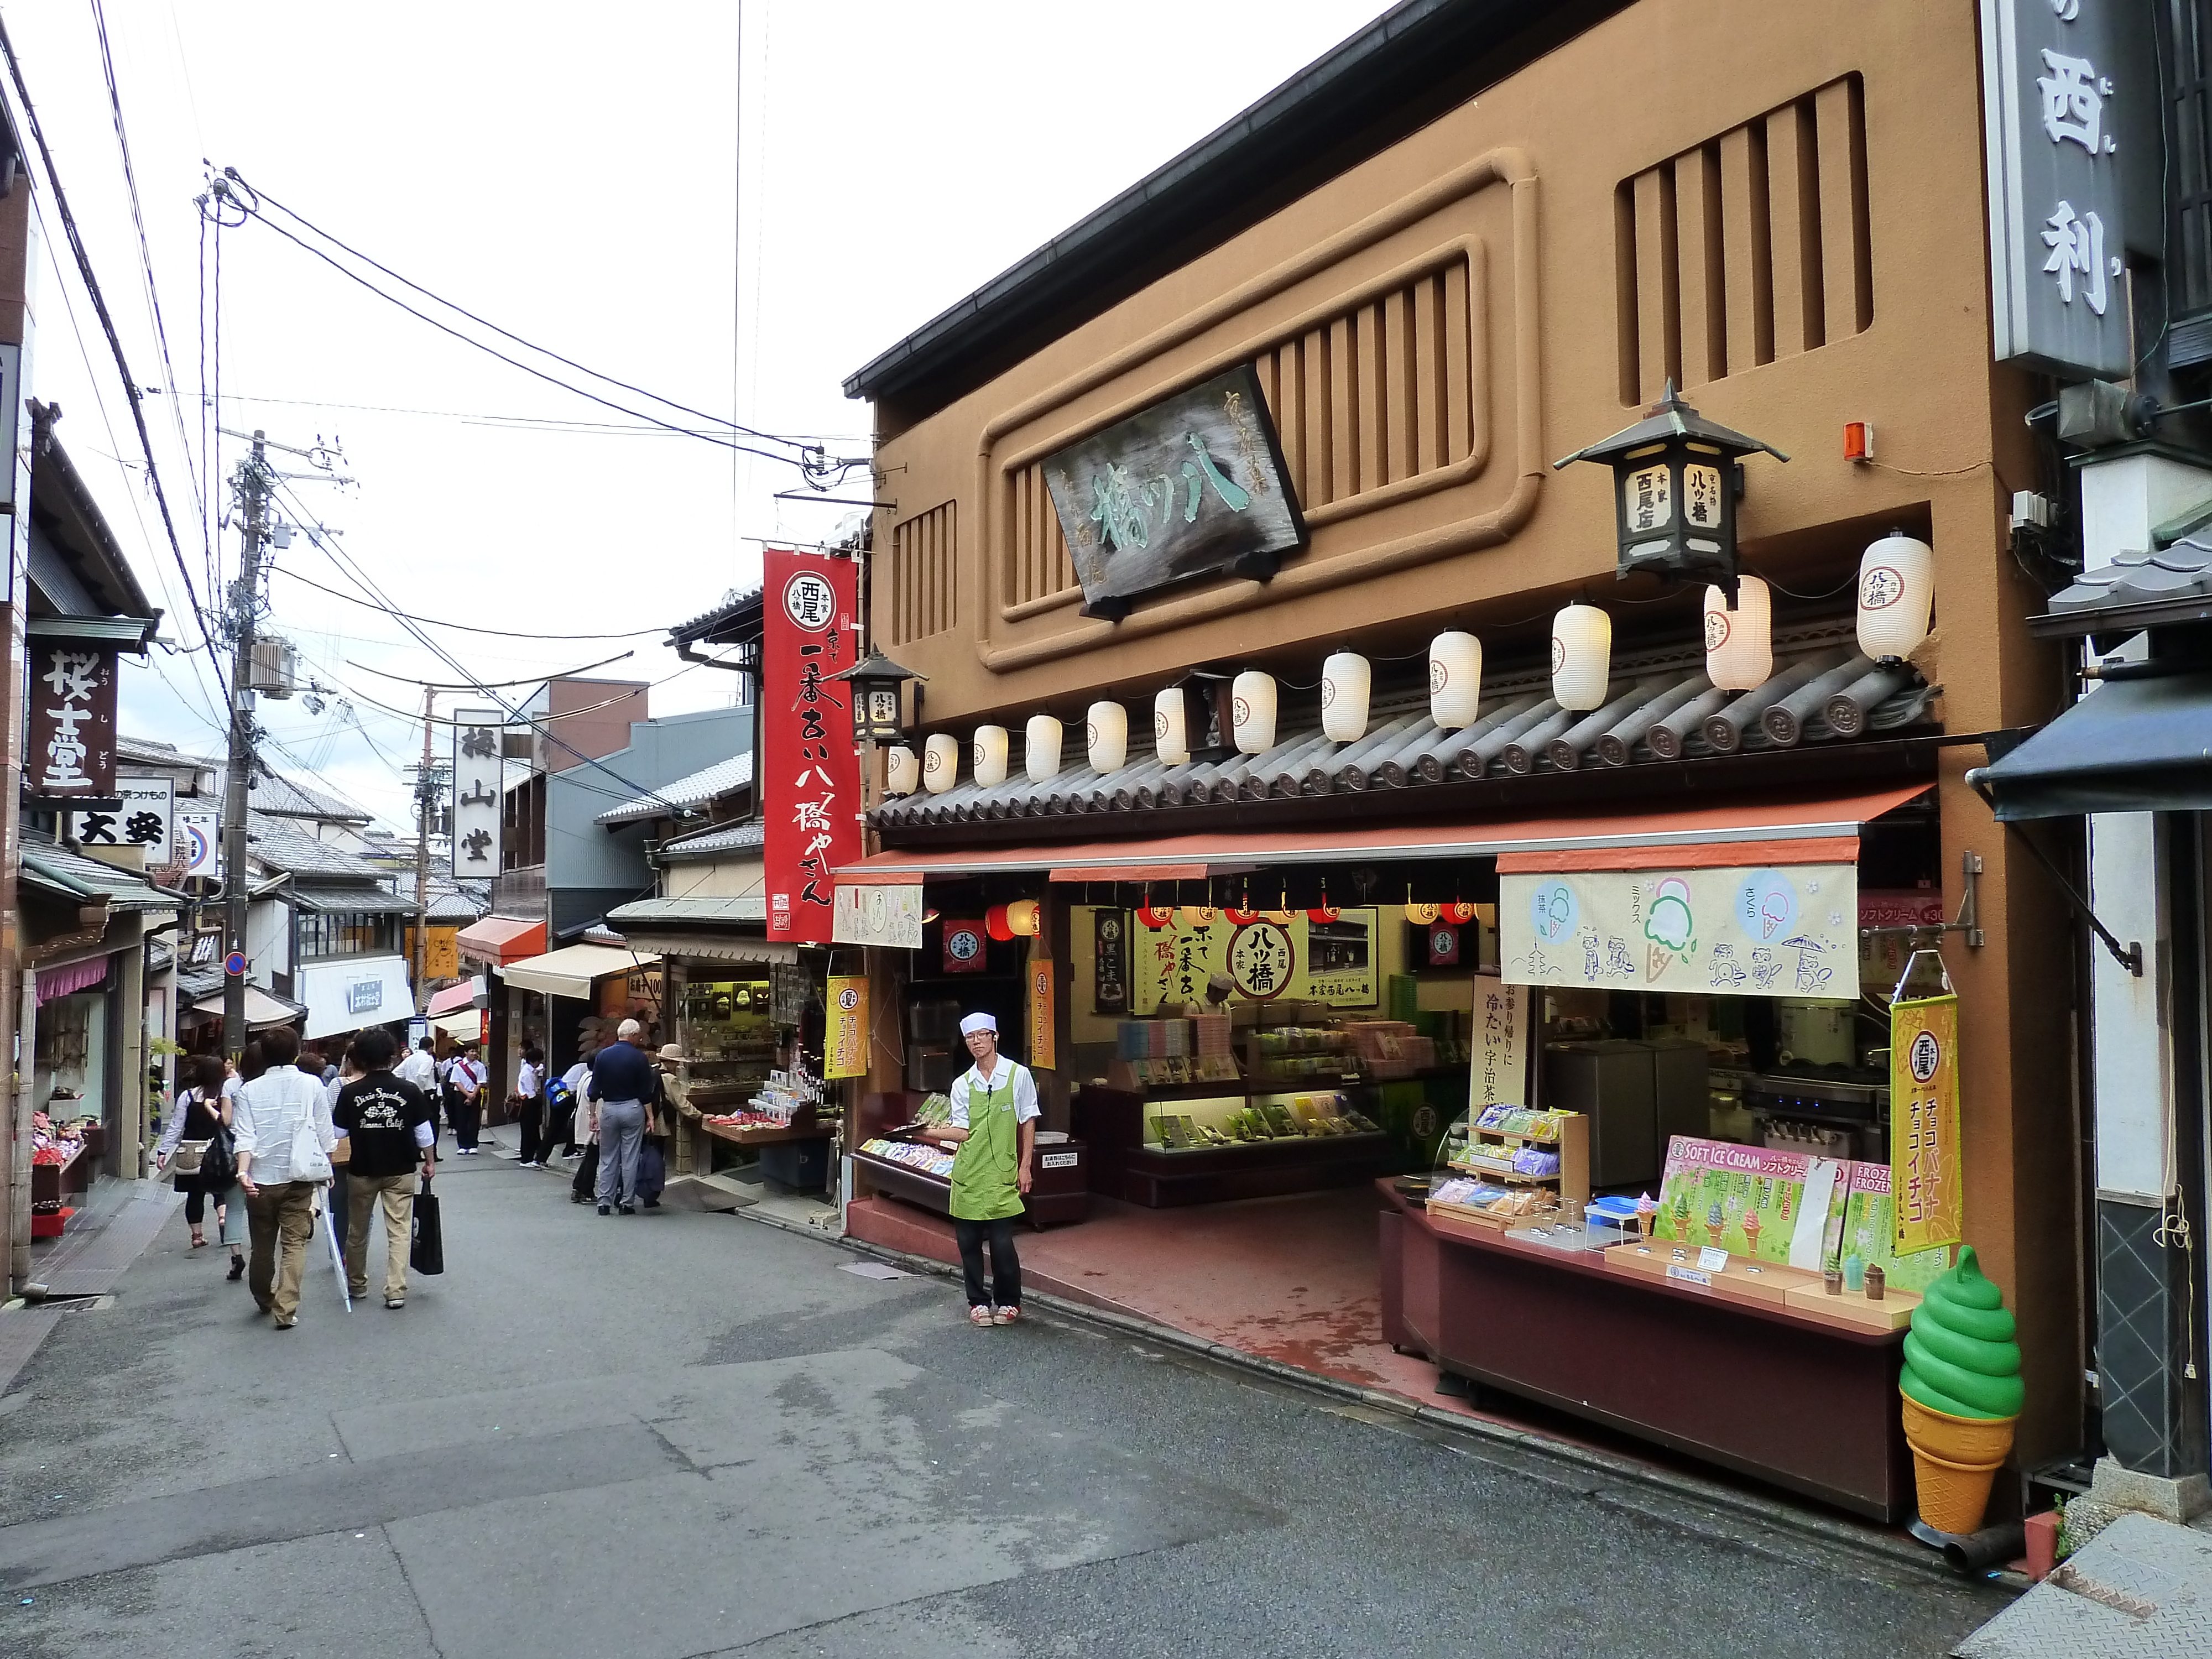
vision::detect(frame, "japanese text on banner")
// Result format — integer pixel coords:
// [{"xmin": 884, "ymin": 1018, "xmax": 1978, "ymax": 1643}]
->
[
  {"xmin": 825, "ymin": 974, "xmax": 868, "ymax": 1079},
  {"xmin": 1889, "ymin": 993, "xmax": 1963, "ymax": 1255},
  {"xmin": 763, "ymin": 550, "xmax": 862, "ymax": 943}
]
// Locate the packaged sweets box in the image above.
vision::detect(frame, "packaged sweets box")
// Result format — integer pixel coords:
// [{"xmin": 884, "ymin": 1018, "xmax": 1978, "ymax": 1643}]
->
[{"xmin": 1650, "ymin": 1135, "xmax": 1950, "ymax": 1286}]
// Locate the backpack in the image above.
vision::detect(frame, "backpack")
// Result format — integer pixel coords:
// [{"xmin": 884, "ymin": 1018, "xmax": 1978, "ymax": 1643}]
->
[{"xmin": 545, "ymin": 1075, "xmax": 574, "ymax": 1113}]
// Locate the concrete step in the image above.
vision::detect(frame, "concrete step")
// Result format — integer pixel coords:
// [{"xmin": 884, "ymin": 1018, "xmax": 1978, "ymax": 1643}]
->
[{"xmin": 655, "ymin": 1173, "xmax": 758, "ymax": 1213}]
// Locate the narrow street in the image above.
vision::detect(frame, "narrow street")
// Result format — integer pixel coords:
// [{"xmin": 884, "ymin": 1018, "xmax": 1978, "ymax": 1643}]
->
[{"xmin": 2, "ymin": 1152, "xmax": 2005, "ymax": 1658}]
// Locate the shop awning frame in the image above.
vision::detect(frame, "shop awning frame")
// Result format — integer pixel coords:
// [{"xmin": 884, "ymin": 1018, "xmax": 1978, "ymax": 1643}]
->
[
  {"xmin": 838, "ymin": 784, "xmax": 1934, "ymax": 881},
  {"xmin": 1970, "ymin": 671, "xmax": 2212, "ymax": 820},
  {"xmin": 498, "ymin": 942, "xmax": 658, "ymax": 1000},
  {"xmin": 456, "ymin": 915, "xmax": 548, "ymax": 966}
]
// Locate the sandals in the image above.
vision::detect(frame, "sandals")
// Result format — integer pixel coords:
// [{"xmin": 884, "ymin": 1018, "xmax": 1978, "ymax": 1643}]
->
[
  {"xmin": 190, "ymin": 1232, "xmax": 207, "ymax": 1249},
  {"xmin": 992, "ymin": 1305, "xmax": 1021, "ymax": 1326},
  {"xmin": 968, "ymin": 1305, "xmax": 993, "ymax": 1327}
]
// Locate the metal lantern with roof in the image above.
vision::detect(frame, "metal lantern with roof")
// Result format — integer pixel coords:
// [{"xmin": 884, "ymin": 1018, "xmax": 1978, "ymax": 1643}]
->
[
  {"xmin": 1553, "ymin": 380, "xmax": 1788, "ymax": 589},
  {"xmin": 828, "ymin": 649, "xmax": 926, "ymax": 744}
]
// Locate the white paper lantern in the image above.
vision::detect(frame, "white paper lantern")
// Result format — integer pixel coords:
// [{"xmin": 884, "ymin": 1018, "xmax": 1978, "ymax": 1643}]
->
[
  {"xmin": 1702, "ymin": 575, "xmax": 1773, "ymax": 691},
  {"xmin": 1430, "ymin": 630, "xmax": 1483, "ymax": 729},
  {"xmin": 1154, "ymin": 687, "xmax": 1190, "ymax": 766},
  {"xmin": 1551, "ymin": 603, "xmax": 1611, "ymax": 712},
  {"xmin": 1321, "ymin": 651, "xmax": 1371, "ymax": 743},
  {"xmin": 972, "ymin": 724, "xmax": 1009, "ymax": 789},
  {"xmin": 883, "ymin": 745, "xmax": 919, "ymax": 796},
  {"xmin": 1855, "ymin": 532, "xmax": 1936, "ymax": 661},
  {"xmin": 1024, "ymin": 714, "xmax": 1063, "ymax": 783},
  {"xmin": 922, "ymin": 733, "xmax": 959, "ymax": 794},
  {"xmin": 1232, "ymin": 671, "xmax": 1277, "ymax": 754},
  {"xmin": 1087, "ymin": 701, "xmax": 1127, "ymax": 773}
]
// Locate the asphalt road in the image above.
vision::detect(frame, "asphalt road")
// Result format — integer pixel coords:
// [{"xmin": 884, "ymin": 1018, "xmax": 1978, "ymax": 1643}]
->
[{"xmin": 0, "ymin": 1152, "xmax": 2010, "ymax": 1658}]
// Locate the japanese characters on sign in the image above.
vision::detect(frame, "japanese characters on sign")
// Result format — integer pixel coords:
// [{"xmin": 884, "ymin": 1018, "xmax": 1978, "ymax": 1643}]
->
[
  {"xmin": 70, "ymin": 776, "xmax": 174, "ymax": 861},
  {"xmin": 1890, "ymin": 993, "xmax": 1964, "ymax": 1255},
  {"xmin": 450, "ymin": 705, "xmax": 504, "ymax": 879},
  {"xmin": 1092, "ymin": 909, "xmax": 1129, "ymax": 1014},
  {"xmin": 825, "ymin": 974, "xmax": 868, "ymax": 1079},
  {"xmin": 1042, "ymin": 363, "xmax": 1306, "ymax": 621},
  {"xmin": 1498, "ymin": 863, "xmax": 1860, "ymax": 999},
  {"xmin": 763, "ymin": 549, "xmax": 862, "ymax": 945},
  {"xmin": 1981, "ymin": 0, "xmax": 2155, "ymax": 377},
  {"xmin": 830, "ymin": 883, "xmax": 925, "ymax": 950},
  {"xmin": 1027, "ymin": 958, "xmax": 1056, "ymax": 1072},
  {"xmin": 26, "ymin": 642, "xmax": 119, "ymax": 802},
  {"xmin": 942, "ymin": 920, "xmax": 988, "ymax": 974},
  {"xmin": 1120, "ymin": 907, "xmax": 1377, "ymax": 1013},
  {"xmin": 176, "ymin": 808, "xmax": 220, "ymax": 878},
  {"xmin": 1470, "ymin": 973, "xmax": 1530, "ymax": 1111}
]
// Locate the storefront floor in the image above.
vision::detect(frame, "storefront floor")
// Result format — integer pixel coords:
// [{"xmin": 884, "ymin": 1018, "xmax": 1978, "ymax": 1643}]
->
[{"xmin": 848, "ymin": 1185, "xmax": 1473, "ymax": 1410}]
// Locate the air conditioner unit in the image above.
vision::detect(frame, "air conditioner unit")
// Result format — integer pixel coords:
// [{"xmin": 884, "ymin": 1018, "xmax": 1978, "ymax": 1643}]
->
[{"xmin": 250, "ymin": 638, "xmax": 298, "ymax": 698}]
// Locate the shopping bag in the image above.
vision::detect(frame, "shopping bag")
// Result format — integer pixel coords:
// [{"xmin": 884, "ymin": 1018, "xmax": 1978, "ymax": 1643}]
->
[
  {"xmin": 410, "ymin": 1182, "xmax": 445, "ymax": 1275},
  {"xmin": 635, "ymin": 1141, "xmax": 665, "ymax": 1206}
]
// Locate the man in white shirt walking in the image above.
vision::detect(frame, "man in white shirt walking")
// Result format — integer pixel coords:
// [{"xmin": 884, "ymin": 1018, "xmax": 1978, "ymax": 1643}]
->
[
  {"xmin": 396, "ymin": 1037, "xmax": 440, "ymax": 1140},
  {"xmin": 232, "ymin": 1025, "xmax": 338, "ymax": 1330},
  {"xmin": 442, "ymin": 1042, "xmax": 489, "ymax": 1154}
]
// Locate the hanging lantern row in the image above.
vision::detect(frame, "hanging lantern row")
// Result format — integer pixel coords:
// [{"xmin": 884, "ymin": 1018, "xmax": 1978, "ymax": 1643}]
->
[{"xmin": 878, "ymin": 534, "xmax": 1933, "ymax": 795}]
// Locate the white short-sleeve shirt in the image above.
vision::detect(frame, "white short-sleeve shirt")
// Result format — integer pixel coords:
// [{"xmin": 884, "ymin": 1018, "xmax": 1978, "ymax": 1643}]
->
[{"xmin": 947, "ymin": 1057, "xmax": 1040, "ymax": 1129}]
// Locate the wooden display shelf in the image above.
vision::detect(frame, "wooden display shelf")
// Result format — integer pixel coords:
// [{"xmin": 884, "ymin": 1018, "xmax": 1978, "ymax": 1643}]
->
[
  {"xmin": 1379, "ymin": 1181, "xmax": 1913, "ymax": 1521},
  {"xmin": 700, "ymin": 1118, "xmax": 835, "ymax": 1147}
]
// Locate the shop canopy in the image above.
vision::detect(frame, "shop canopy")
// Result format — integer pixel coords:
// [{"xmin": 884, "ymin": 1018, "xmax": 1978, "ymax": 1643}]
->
[
  {"xmin": 837, "ymin": 783, "xmax": 1933, "ymax": 881},
  {"xmin": 1973, "ymin": 671, "xmax": 2212, "ymax": 820},
  {"xmin": 455, "ymin": 915, "xmax": 547, "ymax": 966},
  {"xmin": 190, "ymin": 985, "xmax": 307, "ymax": 1030},
  {"xmin": 426, "ymin": 976, "xmax": 484, "ymax": 1017},
  {"xmin": 498, "ymin": 943, "xmax": 656, "ymax": 1000}
]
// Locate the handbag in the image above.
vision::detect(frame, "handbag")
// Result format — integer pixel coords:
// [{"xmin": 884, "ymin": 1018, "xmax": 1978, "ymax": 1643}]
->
[
  {"xmin": 635, "ymin": 1140, "xmax": 665, "ymax": 1206},
  {"xmin": 410, "ymin": 1181, "xmax": 445, "ymax": 1274},
  {"xmin": 171, "ymin": 1139, "xmax": 211, "ymax": 1177},
  {"xmin": 290, "ymin": 1109, "xmax": 333, "ymax": 1183},
  {"xmin": 199, "ymin": 1123, "xmax": 237, "ymax": 1189}
]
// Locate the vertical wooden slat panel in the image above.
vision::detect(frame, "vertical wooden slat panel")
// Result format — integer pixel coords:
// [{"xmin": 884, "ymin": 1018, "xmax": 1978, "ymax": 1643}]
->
[
  {"xmin": 1306, "ymin": 327, "xmax": 1333, "ymax": 508},
  {"xmin": 1634, "ymin": 168, "xmax": 1670, "ymax": 401},
  {"xmin": 1412, "ymin": 272, "xmax": 1443, "ymax": 475},
  {"xmin": 1354, "ymin": 304, "xmax": 1383, "ymax": 494},
  {"xmin": 1720, "ymin": 123, "xmax": 1773, "ymax": 368},
  {"xmin": 1276, "ymin": 341, "xmax": 1304, "ymax": 493},
  {"xmin": 1816, "ymin": 74, "xmax": 1873, "ymax": 335},
  {"xmin": 1614, "ymin": 180, "xmax": 1640, "ymax": 405},
  {"xmin": 1673, "ymin": 152, "xmax": 1719, "ymax": 389},
  {"xmin": 1329, "ymin": 316, "xmax": 1357, "ymax": 504},
  {"xmin": 1391, "ymin": 286, "xmax": 1418, "ymax": 486},
  {"xmin": 1764, "ymin": 105, "xmax": 1817, "ymax": 359},
  {"xmin": 1443, "ymin": 257, "xmax": 1472, "ymax": 466}
]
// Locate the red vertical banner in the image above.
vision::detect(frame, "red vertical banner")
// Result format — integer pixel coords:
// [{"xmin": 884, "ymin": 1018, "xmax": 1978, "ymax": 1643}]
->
[{"xmin": 764, "ymin": 549, "xmax": 861, "ymax": 943}]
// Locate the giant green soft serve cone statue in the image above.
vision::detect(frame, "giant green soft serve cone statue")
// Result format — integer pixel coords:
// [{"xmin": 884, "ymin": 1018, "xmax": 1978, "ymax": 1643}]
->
[{"xmin": 1899, "ymin": 1246, "xmax": 2023, "ymax": 1535}]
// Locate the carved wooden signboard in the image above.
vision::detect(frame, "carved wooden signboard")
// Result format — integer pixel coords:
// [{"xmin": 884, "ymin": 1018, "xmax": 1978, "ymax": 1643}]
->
[{"xmin": 1044, "ymin": 363, "xmax": 1305, "ymax": 620}]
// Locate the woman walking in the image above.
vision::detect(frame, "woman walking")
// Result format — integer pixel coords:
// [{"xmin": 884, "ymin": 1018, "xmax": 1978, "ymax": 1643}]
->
[{"xmin": 154, "ymin": 1055, "xmax": 247, "ymax": 1279}]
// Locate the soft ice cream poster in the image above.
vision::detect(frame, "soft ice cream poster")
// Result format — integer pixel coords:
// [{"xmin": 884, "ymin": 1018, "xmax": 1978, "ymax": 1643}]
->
[
  {"xmin": 1652, "ymin": 1137, "xmax": 1823, "ymax": 1264},
  {"xmin": 1499, "ymin": 862, "xmax": 1859, "ymax": 998},
  {"xmin": 1839, "ymin": 1160, "xmax": 1953, "ymax": 1293}
]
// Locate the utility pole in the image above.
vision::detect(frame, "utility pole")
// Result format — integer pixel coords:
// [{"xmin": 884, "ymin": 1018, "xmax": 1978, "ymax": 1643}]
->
[
  {"xmin": 413, "ymin": 686, "xmax": 434, "ymax": 1013},
  {"xmin": 221, "ymin": 431, "xmax": 269, "ymax": 1058}
]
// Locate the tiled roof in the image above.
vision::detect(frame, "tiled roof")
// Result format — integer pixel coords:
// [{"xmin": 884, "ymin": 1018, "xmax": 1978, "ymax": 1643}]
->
[
  {"xmin": 425, "ymin": 886, "xmax": 486, "ymax": 922},
  {"xmin": 872, "ymin": 644, "xmax": 1936, "ymax": 834},
  {"xmin": 20, "ymin": 834, "xmax": 181, "ymax": 911},
  {"xmin": 594, "ymin": 752, "xmax": 754, "ymax": 825},
  {"xmin": 118, "ymin": 735, "xmax": 219, "ymax": 771},
  {"xmin": 655, "ymin": 820, "xmax": 764, "ymax": 861},
  {"xmin": 248, "ymin": 770, "xmax": 371, "ymax": 823},
  {"xmin": 2049, "ymin": 539, "xmax": 2212, "ymax": 617},
  {"xmin": 291, "ymin": 884, "xmax": 416, "ymax": 916},
  {"xmin": 606, "ymin": 895, "xmax": 768, "ymax": 927},
  {"xmin": 245, "ymin": 811, "xmax": 390, "ymax": 879}
]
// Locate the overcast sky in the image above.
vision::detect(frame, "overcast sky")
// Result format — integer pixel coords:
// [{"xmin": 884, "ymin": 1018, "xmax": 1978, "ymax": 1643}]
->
[{"xmin": 4, "ymin": 1, "xmax": 1392, "ymax": 831}]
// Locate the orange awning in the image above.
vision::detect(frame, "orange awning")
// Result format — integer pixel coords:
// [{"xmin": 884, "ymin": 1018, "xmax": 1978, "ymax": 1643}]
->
[
  {"xmin": 455, "ymin": 915, "xmax": 546, "ymax": 966},
  {"xmin": 838, "ymin": 784, "xmax": 1930, "ymax": 880}
]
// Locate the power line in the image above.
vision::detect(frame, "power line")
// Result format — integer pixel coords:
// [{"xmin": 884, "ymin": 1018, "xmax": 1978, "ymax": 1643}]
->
[
  {"xmin": 139, "ymin": 385, "xmax": 866, "ymax": 444},
  {"xmin": 0, "ymin": 17, "xmax": 227, "ymax": 702},
  {"xmin": 242, "ymin": 173, "xmax": 810, "ymax": 453},
  {"xmin": 217, "ymin": 170, "xmax": 859, "ymax": 480},
  {"xmin": 270, "ymin": 562, "xmax": 671, "ymax": 641},
  {"xmin": 89, "ymin": 0, "xmax": 209, "ymax": 561}
]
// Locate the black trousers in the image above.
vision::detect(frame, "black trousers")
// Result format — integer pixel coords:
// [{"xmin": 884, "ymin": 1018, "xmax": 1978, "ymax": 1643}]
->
[
  {"xmin": 450, "ymin": 1091, "xmax": 481, "ymax": 1150},
  {"xmin": 184, "ymin": 1186, "xmax": 207, "ymax": 1225},
  {"xmin": 953, "ymin": 1216, "xmax": 1021, "ymax": 1310},
  {"xmin": 517, "ymin": 1099, "xmax": 542, "ymax": 1163}
]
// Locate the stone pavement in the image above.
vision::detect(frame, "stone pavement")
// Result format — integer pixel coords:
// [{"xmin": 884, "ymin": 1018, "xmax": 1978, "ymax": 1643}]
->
[
  {"xmin": 1953, "ymin": 1511, "xmax": 2212, "ymax": 1658},
  {"xmin": 1, "ymin": 1150, "xmax": 2012, "ymax": 1658}
]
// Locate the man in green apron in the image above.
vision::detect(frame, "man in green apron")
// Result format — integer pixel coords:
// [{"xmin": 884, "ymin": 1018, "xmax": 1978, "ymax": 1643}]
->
[{"xmin": 937, "ymin": 1011, "xmax": 1037, "ymax": 1326}]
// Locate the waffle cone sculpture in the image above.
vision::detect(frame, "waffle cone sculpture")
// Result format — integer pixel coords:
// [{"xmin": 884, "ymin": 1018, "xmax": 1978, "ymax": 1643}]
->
[{"xmin": 1900, "ymin": 1246, "xmax": 2023, "ymax": 1535}]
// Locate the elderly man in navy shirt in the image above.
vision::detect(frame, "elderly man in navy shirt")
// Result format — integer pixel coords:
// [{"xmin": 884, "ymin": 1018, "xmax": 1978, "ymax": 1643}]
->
[{"xmin": 588, "ymin": 1018, "xmax": 657, "ymax": 1215}]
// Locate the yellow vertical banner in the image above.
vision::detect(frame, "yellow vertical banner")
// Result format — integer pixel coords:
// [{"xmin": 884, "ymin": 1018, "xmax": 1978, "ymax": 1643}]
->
[
  {"xmin": 824, "ymin": 974, "xmax": 868, "ymax": 1079},
  {"xmin": 1028, "ymin": 958, "xmax": 1056, "ymax": 1071},
  {"xmin": 1890, "ymin": 993, "xmax": 1963, "ymax": 1254}
]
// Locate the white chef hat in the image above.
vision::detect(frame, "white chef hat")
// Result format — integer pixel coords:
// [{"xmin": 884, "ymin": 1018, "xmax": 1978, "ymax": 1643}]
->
[{"xmin": 959, "ymin": 1012, "xmax": 998, "ymax": 1036}]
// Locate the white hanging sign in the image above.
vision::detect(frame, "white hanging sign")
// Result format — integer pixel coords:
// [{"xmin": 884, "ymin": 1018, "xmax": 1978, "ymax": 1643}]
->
[{"xmin": 450, "ymin": 706, "xmax": 505, "ymax": 878}]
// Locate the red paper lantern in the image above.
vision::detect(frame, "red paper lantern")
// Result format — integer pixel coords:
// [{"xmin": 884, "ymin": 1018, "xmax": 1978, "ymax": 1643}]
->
[
  {"xmin": 985, "ymin": 904, "xmax": 1014, "ymax": 942},
  {"xmin": 1137, "ymin": 902, "xmax": 1175, "ymax": 929},
  {"xmin": 1224, "ymin": 905, "xmax": 1260, "ymax": 926},
  {"xmin": 1443, "ymin": 901, "xmax": 1479, "ymax": 925},
  {"xmin": 1307, "ymin": 904, "xmax": 1341, "ymax": 924}
]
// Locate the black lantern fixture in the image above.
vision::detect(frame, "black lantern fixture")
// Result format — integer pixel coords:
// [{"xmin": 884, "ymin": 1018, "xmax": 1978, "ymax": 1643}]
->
[
  {"xmin": 827, "ymin": 649, "xmax": 926, "ymax": 744},
  {"xmin": 1553, "ymin": 380, "xmax": 1788, "ymax": 592}
]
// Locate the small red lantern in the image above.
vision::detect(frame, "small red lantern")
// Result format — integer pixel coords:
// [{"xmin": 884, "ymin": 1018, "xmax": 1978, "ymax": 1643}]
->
[
  {"xmin": 985, "ymin": 904, "xmax": 1015, "ymax": 942},
  {"xmin": 1224, "ymin": 905, "xmax": 1260, "ymax": 926},
  {"xmin": 1443, "ymin": 901, "xmax": 1479, "ymax": 925},
  {"xmin": 1137, "ymin": 902, "xmax": 1175, "ymax": 930},
  {"xmin": 1307, "ymin": 904, "xmax": 1341, "ymax": 924}
]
